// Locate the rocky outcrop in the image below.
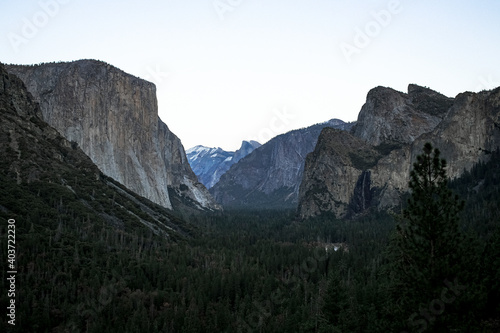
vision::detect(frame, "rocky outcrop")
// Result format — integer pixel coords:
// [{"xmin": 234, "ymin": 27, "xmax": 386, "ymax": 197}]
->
[
  {"xmin": 233, "ymin": 140, "xmax": 262, "ymax": 164},
  {"xmin": 6, "ymin": 60, "xmax": 219, "ymax": 211},
  {"xmin": 414, "ymin": 88, "xmax": 500, "ymax": 177},
  {"xmin": 298, "ymin": 85, "xmax": 500, "ymax": 219},
  {"xmin": 187, "ymin": 140, "xmax": 261, "ymax": 189},
  {"xmin": 298, "ymin": 129, "xmax": 379, "ymax": 218},
  {"xmin": 351, "ymin": 84, "xmax": 453, "ymax": 145},
  {"xmin": 210, "ymin": 119, "xmax": 354, "ymax": 209}
]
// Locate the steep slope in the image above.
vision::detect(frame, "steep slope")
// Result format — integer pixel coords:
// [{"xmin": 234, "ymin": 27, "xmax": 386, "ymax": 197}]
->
[
  {"xmin": 298, "ymin": 128, "xmax": 411, "ymax": 218},
  {"xmin": 298, "ymin": 85, "xmax": 500, "ymax": 219},
  {"xmin": 210, "ymin": 119, "xmax": 354, "ymax": 209},
  {"xmin": 351, "ymin": 84, "xmax": 453, "ymax": 145},
  {"xmin": 0, "ymin": 62, "xmax": 192, "ymax": 239},
  {"xmin": 6, "ymin": 60, "xmax": 219, "ymax": 212},
  {"xmin": 187, "ymin": 140, "xmax": 261, "ymax": 189},
  {"xmin": 298, "ymin": 128, "xmax": 383, "ymax": 218}
]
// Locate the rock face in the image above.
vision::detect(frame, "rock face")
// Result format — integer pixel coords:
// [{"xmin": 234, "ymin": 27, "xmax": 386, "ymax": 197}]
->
[
  {"xmin": 298, "ymin": 128, "xmax": 411, "ymax": 219},
  {"xmin": 0, "ymin": 62, "xmax": 190, "ymax": 238},
  {"xmin": 6, "ymin": 60, "xmax": 219, "ymax": 211},
  {"xmin": 233, "ymin": 140, "xmax": 262, "ymax": 164},
  {"xmin": 298, "ymin": 84, "xmax": 500, "ymax": 219},
  {"xmin": 210, "ymin": 119, "xmax": 354, "ymax": 209},
  {"xmin": 298, "ymin": 129, "xmax": 378, "ymax": 218},
  {"xmin": 414, "ymin": 89, "xmax": 500, "ymax": 177},
  {"xmin": 351, "ymin": 84, "xmax": 453, "ymax": 145},
  {"xmin": 187, "ymin": 140, "xmax": 261, "ymax": 189}
]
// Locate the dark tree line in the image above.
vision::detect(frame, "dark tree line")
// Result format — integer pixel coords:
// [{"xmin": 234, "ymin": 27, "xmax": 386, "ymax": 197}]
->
[{"xmin": 1, "ymin": 144, "xmax": 499, "ymax": 332}]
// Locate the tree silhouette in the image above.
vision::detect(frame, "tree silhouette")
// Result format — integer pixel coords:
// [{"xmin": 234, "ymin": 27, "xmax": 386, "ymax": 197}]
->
[{"xmin": 388, "ymin": 143, "xmax": 467, "ymax": 332}]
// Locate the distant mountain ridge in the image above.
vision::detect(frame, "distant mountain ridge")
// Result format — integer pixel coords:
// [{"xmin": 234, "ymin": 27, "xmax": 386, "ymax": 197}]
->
[
  {"xmin": 186, "ymin": 140, "xmax": 261, "ymax": 189},
  {"xmin": 210, "ymin": 119, "xmax": 354, "ymax": 209}
]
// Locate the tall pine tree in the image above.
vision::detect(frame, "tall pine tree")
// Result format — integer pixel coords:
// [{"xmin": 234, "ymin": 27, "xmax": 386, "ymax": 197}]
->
[{"xmin": 387, "ymin": 143, "xmax": 468, "ymax": 332}]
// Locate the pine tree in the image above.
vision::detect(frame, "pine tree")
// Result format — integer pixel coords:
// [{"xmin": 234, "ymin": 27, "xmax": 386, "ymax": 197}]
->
[
  {"xmin": 321, "ymin": 269, "xmax": 345, "ymax": 332},
  {"xmin": 482, "ymin": 228, "xmax": 500, "ymax": 325},
  {"xmin": 388, "ymin": 143, "xmax": 468, "ymax": 332}
]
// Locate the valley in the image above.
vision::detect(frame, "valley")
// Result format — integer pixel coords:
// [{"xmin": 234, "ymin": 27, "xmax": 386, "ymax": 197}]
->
[{"xmin": 1, "ymin": 60, "xmax": 499, "ymax": 332}]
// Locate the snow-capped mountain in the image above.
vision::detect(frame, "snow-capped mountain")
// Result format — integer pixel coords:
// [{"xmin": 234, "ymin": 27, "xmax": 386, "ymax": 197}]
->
[{"xmin": 187, "ymin": 141, "xmax": 261, "ymax": 189}]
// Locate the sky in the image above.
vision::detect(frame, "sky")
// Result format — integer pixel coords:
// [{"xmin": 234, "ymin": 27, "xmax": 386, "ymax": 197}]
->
[{"xmin": 1, "ymin": 0, "xmax": 499, "ymax": 151}]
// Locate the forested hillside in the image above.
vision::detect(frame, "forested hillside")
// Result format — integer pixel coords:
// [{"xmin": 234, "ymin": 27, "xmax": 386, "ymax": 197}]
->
[{"xmin": 1, "ymin": 150, "xmax": 499, "ymax": 332}]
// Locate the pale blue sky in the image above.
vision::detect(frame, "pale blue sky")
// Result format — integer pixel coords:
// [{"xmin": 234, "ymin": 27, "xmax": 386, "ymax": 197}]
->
[{"xmin": 1, "ymin": 0, "xmax": 499, "ymax": 150}]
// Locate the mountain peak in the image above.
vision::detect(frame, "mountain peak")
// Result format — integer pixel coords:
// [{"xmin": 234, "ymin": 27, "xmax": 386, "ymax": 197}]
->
[
  {"xmin": 186, "ymin": 140, "xmax": 260, "ymax": 189},
  {"xmin": 240, "ymin": 140, "xmax": 261, "ymax": 151},
  {"xmin": 407, "ymin": 83, "xmax": 443, "ymax": 96},
  {"xmin": 186, "ymin": 145, "xmax": 210, "ymax": 155},
  {"xmin": 407, "ymin": 84, "xmax": 454, "ymax": 117},
  {"xmin": 351, "ymin": 84, "xmax": 453, "ymax": 145},
  {"xmin": 241, "ymin": 140, "xmax": 261, "ymax": 149}
]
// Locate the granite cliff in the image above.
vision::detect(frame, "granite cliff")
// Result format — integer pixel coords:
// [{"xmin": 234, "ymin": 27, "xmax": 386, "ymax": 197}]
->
[
  {"xmin": 210, "ymin": 119, "xmax": 354, "ymax": 209},
  {"xmin": 0, "ymin": 62, "xmax": 192, "ymax": 238},
  {"xmin": 351, "ymin": 84, "xmax": 453, "ymax": 145},
  {"xmin": 6, "ymin": 60, "xmax": 219, "ymax": 211},
  {"xmin": 298, "ymin": 84, "xmax": 500, "ymax": 219}
]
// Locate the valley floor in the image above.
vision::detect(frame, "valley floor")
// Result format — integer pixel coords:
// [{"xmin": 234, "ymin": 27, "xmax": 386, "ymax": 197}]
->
[{"xmin": 1, "ymin": 153, "xmax": 500, "ymax": 332}]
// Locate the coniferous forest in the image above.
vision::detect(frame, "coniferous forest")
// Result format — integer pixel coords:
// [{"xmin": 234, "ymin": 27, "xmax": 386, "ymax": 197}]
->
[
  {"xmin": 1, "ymin": 144, "xmax": 500, "ymax": 332},
  {"xmin": 2, "ymin": 1, "xmax": 500, "ymax": 331}
]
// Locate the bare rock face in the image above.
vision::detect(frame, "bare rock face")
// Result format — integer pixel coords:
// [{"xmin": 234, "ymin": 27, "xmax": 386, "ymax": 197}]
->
[
  {"xmin": 414, "ymin": 88, "xmax": 500, "ymax": 178},
  {"xmin": 298, "ymin": 128, "xmax": 379, "ymax": 218},
  {"xmin": 6, "ymin": 60, "xmax": 219, "ymax": 211},
  {"xmin": 351, "ymin": 84, "xmax": 453, "ymax": 145},
  {"xmin": 298, "ymin": 85, "xmax": 500, "ymax": 219}
]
